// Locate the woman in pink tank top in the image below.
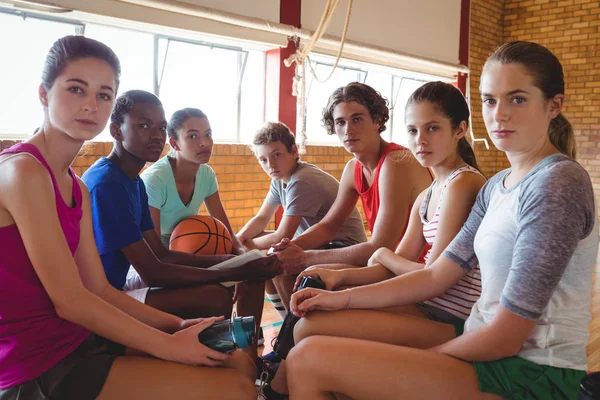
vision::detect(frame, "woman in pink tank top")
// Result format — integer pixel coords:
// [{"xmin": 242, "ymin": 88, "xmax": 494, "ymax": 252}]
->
[
  {"xmin": 0, "ymin": 36, "xmax": 256, "ymax": 400},
  {"xmin": 282, "ymin": 82, "xmax": 487, "ymax": 397}
]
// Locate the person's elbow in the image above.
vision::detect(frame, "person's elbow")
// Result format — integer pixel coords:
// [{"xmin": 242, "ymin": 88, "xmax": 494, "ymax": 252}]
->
[
  {"xmin": 133, "ymin": 261, "xmax": 165, "ymax": 287},
  {"xmin": 53, "ymin": 285, "xmax": 88, "ymax": 322}
]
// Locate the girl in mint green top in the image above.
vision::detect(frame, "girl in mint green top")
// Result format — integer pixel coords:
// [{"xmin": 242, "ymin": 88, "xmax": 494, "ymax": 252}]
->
[{"xmin": 141, "ymin": 108, "xmax": 244, "ymax": 254}]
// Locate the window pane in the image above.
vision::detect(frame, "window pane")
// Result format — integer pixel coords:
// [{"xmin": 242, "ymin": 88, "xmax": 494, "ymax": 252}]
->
[
  {"xmin": 390, "ymin": 77, "xmax": 427, "ymax": 146},
  {"xmin": 0, "ymin": 13, "xmax": 78, "ymax": 136},
  {"xmin": 158, "ymin": 39, "xmax": 240, "ymax": 142},
  {"xmin": 84, "ymin": 24, "xmax": 154, "ymax": 141},
  {"xmin": 303, "ymin": 63, "xmax": 366, "ymax": 145},
  {"xmin": 239, "ymin": 50, "xmax": 265, "ymax": 144},
  {"xmin": 365, "ymin": 71, "xmax": 394, "ymax": 141}
]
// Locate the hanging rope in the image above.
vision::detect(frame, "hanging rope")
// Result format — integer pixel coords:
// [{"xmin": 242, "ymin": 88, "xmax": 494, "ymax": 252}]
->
[{"xmin": 284, "ymin": 0, "xmax": 353, "ymax": 154}]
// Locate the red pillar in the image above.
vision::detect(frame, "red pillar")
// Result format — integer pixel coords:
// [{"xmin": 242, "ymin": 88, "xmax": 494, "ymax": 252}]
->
[
  {"xmin": 265, "ymin": 0, "xmax": 301, "ymax": 227},
  {"xmin": 457, "ymin": 0, "xmax": 470, "ymax": 96}
]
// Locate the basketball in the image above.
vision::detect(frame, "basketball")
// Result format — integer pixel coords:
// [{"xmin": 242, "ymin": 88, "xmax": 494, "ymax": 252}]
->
[{"xmin": 169, "ymin": 215, "xmax": 233, "ymax": 255}]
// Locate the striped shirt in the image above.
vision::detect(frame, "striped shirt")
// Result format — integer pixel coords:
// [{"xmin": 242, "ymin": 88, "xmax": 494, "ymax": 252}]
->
[{"xmin": 419, "ymin": 165, "xmax": 483, "ymax": 319}]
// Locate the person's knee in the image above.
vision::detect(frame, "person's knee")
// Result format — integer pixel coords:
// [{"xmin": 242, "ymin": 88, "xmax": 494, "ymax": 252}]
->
[
  {"xmin": 287, "ymin": 336, "xmax": 328, "ymax": 376},
  {"xmin": 293, "ymin": 311, "xmax": 325, "ymax": 342},
  {"xmin": 229, "ymin": 350, "xmax": 257, "ymax": 381},
  {"xmin": 225, "ymin": 374, "xmax": 256, "ymax": 400}
]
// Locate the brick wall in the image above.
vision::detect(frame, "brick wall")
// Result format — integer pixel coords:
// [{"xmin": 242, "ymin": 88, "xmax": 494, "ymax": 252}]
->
[
  {"xmin": 470, "ymin": 0, "xmax": 600, "ymax": 208},
  {"xmin": 0, "ymin": 139, "xmax": 356, "ymax": 233},
  {"xmin": 503, "ymin": 0, "xmax": 600, "ymax": 209},
  {"xmin": 469, "ymin": 0, "xmax": 511, "ymax": 178}
]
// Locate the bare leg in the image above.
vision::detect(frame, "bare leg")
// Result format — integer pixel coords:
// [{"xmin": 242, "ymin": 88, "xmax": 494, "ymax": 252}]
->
[
  {"xmin": 265, "ymin": 279, "xmax": 277, "ymax": 295},
  {"xmin": 272, "ymin": 274, "xmax": 297, "ymax": 312},
  {"xmin": 236, "ymin": 281, "xmax": 265, "ymax": 360},
  {"xmin": 97, "ymin": 352, "xmax": 256, "ymax": 400},
  {"xmin": 145, "ymin": 284, "xmax": 233, "ymax": 319},
  {"xmin": 271, "ymin": 307, "xmax": 455, "ymax": 394},
  {"xmin": 287, "ymin": 336, "xmax": 503, "ymax": 400}
]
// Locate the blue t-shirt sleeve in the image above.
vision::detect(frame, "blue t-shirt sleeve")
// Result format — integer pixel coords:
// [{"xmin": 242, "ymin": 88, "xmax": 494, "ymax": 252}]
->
[
  {"xmin": 139, "ymin": 180, "xmax": 155, "ymax": 232},
  {"xmin": 207, "ymin": 166, "xmax": 219, "ymax": 196},
  {"xmin": 89, "ymin": 182, "xmax": 145, "ymax": 254}
]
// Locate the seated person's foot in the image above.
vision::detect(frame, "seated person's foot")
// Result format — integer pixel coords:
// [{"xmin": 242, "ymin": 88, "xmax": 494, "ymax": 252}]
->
[
  {"xmin": 261, "ymin": 351, "xmax": 281, "ymax": 363},
  {"xmin": 255, "ymin": 356, "xmax": 280, "ymax": 384}
]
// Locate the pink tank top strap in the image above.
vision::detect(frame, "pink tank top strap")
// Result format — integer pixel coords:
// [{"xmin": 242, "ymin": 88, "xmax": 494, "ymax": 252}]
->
[{"xmin": 1, "ymin": 143, "xmax": 82, "ymax": 208}]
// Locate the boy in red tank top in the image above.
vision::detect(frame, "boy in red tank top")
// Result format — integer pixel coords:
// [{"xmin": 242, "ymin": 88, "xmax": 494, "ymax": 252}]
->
[{"xmin": 270, "ymin": 83, "xmax": 432, "ymax": 310}]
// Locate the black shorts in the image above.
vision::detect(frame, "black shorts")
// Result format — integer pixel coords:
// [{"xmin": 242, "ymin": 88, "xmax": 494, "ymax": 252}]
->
[{"xmin": 0, "ymin": 334, "xmax": 125, "ymax": 400}]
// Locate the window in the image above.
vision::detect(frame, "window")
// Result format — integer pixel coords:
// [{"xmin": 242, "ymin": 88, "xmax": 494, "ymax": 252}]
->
[
  {"xmin": 302, "ymin": 60, "xmax": 366, "ymax": 145},
  {"xmin": 84, "ymin": 24, "xmax": 154, "ymax": 140},
  {"xmin": 0, "ymin": 11, "xmax": 81, "ymax": 137},
  {"xmin": 390, "ymin": 76, "xmax": 428, "ymax": 146},
  {"xmin": 299, "ymin": 54, "xmax": 443, "ymax": 147},
  {"xmin": 0, "ymin": 9, "xmax": 265, "ymax": 142}
]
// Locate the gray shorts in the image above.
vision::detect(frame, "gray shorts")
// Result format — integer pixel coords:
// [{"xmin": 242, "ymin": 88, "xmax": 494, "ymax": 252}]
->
[{"xmin": 0, "ymin": 334, "xmax": 125, "ymax": 400}]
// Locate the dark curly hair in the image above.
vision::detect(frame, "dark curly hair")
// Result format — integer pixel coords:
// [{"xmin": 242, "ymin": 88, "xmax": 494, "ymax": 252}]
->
[
  {"xmin": 111, "ymin": 90, "xmax": 162, "ymax": 126},
  {"xmin": 321, "ymin": 82, "xmax": 390, "ymax": 135}
]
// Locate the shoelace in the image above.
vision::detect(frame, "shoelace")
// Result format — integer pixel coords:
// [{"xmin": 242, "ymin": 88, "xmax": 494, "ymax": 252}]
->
[{"xmin": 256, "ymin": 369, "xmax": 271, "ymax": 399}]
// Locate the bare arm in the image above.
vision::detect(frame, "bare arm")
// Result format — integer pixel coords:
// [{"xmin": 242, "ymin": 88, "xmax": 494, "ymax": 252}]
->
[
  {"xmin": 237, "ymin": 200, "xmax": 302, "ymax": 250},
  {"xmin": 237, "ymin": 199, "xmax": 278, "ymax": 244},
  {"xmin": 291, "ymin": 160, "xmax": 360, "ymax": 250},
  {"xmin": 373, "ymin": 173, "xmax": 485, "ymax": 275},
  {"xmin": 1, "ymin": 157, "xmax": 178, "ymax": 357},
  {"xmin": 75, "ymin": 179, "xmax": 182, "ymax": 333},
  {"xmin": 300, "ymin": 154, "xmax": 424, "ymax": 267},
  {"xmin": 431, "ymin": 305, "xmax": 536, "ymax": 360},
  {"xmin": 247, "ymin": 214, "xmax": 301, "ymax": 250},
  {"xmin": 123, "ymin": 233, "xmax": 262, "ymax": 287},
  {"xmin": 204, "ymin": 190, "xmax": 244, "ymax": 254},
  {"xmin": 291, "ymin": 255, "xmax": 465, "ymax": 315}
]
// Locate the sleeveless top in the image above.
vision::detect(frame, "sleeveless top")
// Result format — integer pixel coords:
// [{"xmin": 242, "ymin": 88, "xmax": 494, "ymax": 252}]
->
[
  {"xmin": 0, "ymin": 143, "xmax": 90, "ymax": 388},
  {"xmin": 354, "ymin": 142, "xmax": 430, "ymax": 260},
  {"xmin": 420, "ymin": 164, "xmax": 483, "ymax": 319}
]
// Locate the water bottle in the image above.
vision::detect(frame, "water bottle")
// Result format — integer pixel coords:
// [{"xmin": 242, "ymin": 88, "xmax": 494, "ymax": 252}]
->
[
  {"xmin": 197, "ymin": 316, "xmax": 256, "ymax": 353},
  {"xmin": 273, "ymin": 276, "xmax": 326, "ymax": 359},
  {"xmin": 580, "ymin": 372, "xmax": 600, "ymax": 399}
]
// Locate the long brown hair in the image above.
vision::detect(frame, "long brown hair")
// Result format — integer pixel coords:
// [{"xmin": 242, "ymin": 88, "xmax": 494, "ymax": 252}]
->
[
  {"xmin": 406, "ymin": 81, "xmax": 479, "ymax": 170},
  {"xmin": 484, "ymin": 41, "xmax": 575, "ymax": 159}
]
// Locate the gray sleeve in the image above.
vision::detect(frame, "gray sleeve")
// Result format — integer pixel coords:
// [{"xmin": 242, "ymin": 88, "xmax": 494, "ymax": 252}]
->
[
  {"xmin": 501, "ymin": 161, "xmax": 596, "ymax": 320},
  {"xmin": 442, "ymin": 175, "xmax": 498, "ymax": 271},
  {"xmin": 265, "ymin": 180, "xmax": 281, "ymax": 206},
  {"xmin": 283, "ymin": 180, "xmax": 321, "ymax": 218}
]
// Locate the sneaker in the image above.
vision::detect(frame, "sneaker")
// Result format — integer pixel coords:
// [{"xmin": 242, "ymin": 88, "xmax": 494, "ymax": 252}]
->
[
  {"xmin": 257, "ymin": 327, "xmax": 265, "ymax": 346},
  {"xmin": 261, "ymin": 351, "xmax": 282, "ymax": 364},
  {"xmin": 255, "ymin": 356, "xmax": 280, "ymax": 385},
  {"xmin": 257, "ymin": 383, "xmax": 288, "ymax": 400}
]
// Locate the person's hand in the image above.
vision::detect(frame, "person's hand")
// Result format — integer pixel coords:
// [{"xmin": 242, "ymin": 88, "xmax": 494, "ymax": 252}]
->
[
  {"xmin": 294, "ymin": 266, "xmax": 345, "ymax": 291},
  {"xmin": 290, "ymin": 288, "xmax": 351, "ymax": 317},
  {"xmin": 159, "ymin": 316, "xmax": 230, "ymax": 366},
  {"xmin": 233, "ymin": 282, "xmax": 248, "ymax": 303},
  {"xmin": 244, "ymin": 254, "xmax": 284, "ymax": 280},
  {"xmin": 179, "ymin": 315, "xmax": 225, "ymax": 331},
  {"xmin": 367, "ymin": 247, "xmax": 394, "ymax": 266},
  {"xmin": 272, "ymin": 241, "xmax": 309, "ymax": 275},
  {"xmin": 269, "ymin": 237, "xmax": 292, "ymax": 254}
]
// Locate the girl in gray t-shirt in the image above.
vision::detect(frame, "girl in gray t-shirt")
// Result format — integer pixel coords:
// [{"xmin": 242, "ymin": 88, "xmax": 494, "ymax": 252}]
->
[{"xmin": 284, "ymin": 42, "xmax": 597, "ymax": 400}]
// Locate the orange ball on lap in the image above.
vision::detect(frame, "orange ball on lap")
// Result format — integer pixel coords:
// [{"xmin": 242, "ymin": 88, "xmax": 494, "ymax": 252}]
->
[{"xmin": 169, "ymin": 215, "xmax": 233, "ymax": 255}]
